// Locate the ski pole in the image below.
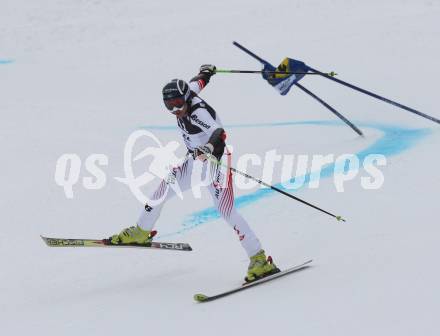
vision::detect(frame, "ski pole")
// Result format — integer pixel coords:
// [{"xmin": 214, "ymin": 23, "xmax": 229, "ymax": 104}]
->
[
  {"xmin": 200, "ymin": 150, "xmax": 346, "ymax": 222},
  {"xmin": 216, "ymin": 69, "xmax": 337, "ymax": 77},
  {"xmin": 309, "ymin": 66, "xmax": 440, "ymax": 125}
]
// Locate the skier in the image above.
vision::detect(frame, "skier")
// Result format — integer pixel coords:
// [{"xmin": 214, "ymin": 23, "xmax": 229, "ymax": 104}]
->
[{"xmin": 109, "ymin": 65, "xmax": 279, "ymax": 282}]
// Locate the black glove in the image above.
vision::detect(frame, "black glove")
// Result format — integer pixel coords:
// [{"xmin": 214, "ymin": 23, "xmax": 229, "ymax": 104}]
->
[
  {"xmin": 199, "ymin": 64, "xmax": 216, "ymax": 77},
  {"xmin": 193, "ymin": 143, "xmax": 214, "ymax": 161}
]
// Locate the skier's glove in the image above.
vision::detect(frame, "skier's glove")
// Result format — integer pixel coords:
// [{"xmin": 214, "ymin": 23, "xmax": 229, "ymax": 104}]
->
[
  {"xmin": 199, "ymin": 64, "xmax": 216, "ymax": 76},
  {"xmin": 194, "ymin": 143, "xmax": 214, "ymax": 161}
]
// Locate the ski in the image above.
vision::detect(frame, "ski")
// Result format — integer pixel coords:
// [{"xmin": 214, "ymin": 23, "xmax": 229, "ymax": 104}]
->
[
  {"xmin": 40, "ymin": 235, "xmax": 192, "ymax": 252},
  {"xmin": 194, "ymin": 259, "xmax": 312, "ymax": 302}
]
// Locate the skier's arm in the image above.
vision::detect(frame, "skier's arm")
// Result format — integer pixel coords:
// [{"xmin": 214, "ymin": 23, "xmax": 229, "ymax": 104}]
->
[
  {"xmin": 208, "ymin": 127, "xmax": 226, "ymax": 149},
  {"xmin": 195, "ymin": 128, "xmax": 226, "ymax": 160},
  {"xmin": 190, "ymin": 108, "xmax": 226, "ymax": 159},
  {"xmin": 189, "ymin": 64, "xmax": 216, "ymax": 94},
  {"xmin": 207, "ymin": 127, "xmax": 226, "ymax": 153}
]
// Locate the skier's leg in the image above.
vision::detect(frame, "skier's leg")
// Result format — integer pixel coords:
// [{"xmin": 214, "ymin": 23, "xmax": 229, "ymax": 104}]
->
[
  {"xmin": 137, "ymin": 157, "xmax": 194, "ymax": 231},
  {"xmin": 110, "ymin": 157, "xmax": 193, "ymax": 244},
  {"xmin": 208, "ymin": 156, "xmax": 279, "ymax": 281},
  {"xmin": 208, "ymin": 163, "xmax": 262, "ymax": 257}
]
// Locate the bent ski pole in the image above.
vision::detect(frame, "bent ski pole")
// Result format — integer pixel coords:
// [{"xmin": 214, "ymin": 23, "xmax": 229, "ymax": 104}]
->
[
  {"xmin": 200, "ymin": 151, "xmax": 346, "ymax": 222},
  {"xmin": 309, "ymin": 66, "xmax": 440, "ymax": 125},
  {"xmin": 296, "ymin": 83, "xmax": 364, "ymax": 137},
  {"xmin": 232, "ymin": 41, "xmax": 363, "ymax": 137}
]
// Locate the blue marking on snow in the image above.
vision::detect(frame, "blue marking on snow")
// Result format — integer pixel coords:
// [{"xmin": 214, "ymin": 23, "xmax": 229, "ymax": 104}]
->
[
  {"xmin": 0, "ymin": 59, "xmax": 14, "ymax": 64},
  {"xmin": 140, "ymin": 120, "xmax": 431, "ymax": 237}
]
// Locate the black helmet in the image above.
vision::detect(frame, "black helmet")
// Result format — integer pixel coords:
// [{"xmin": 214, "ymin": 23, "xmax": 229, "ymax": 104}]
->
[
  {"xmin": 162, "ymin": 79, "xmax": 190, "ymax": 100},
  {"xmin": 162, "ymin": 79, "xmax": 191, "ymax": 112}
]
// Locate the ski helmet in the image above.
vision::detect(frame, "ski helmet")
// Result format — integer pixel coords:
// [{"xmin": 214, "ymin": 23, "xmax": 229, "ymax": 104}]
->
[{"xmin": 162, "ymin": 79, "xmax": 191, "ymax": 111}]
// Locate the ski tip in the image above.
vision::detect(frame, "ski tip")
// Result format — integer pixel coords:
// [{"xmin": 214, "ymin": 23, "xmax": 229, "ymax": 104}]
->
[
  {"xmin": 193, "ymin": 293, "xmax": 208, "ymax": 302},
  {"xmin": 40, "ymin": 235, "xmax": 49, "ymax": 245}
]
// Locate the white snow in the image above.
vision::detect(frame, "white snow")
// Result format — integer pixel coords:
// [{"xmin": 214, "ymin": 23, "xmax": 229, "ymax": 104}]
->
[{"xmin": 1, "ymin": 1, "xmax": 439, "ymax": 335}]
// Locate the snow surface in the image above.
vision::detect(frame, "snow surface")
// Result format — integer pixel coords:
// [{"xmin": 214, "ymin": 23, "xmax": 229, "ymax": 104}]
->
[{"xmin": 1, "ymin": 0, "xmax": 440, "ymax": 335}]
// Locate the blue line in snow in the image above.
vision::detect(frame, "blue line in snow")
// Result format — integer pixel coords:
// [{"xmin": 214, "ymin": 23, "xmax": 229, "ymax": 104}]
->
[
  {"xmin": 140, "ymin": 120, "xmax": 431, "ymax": 238},
  {"xmin": 0, "ymin": 59, "xmax": 14, "ymax": 64}
]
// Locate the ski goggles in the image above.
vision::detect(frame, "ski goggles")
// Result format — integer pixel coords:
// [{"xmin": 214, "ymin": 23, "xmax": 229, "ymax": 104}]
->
[{"xmin": 164, "ymin": 97, "xmax": 186, "ymax": 113}]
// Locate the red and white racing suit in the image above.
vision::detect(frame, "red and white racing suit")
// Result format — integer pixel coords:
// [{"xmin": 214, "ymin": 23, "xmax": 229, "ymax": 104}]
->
[{"xmin": 137, "ymin": 74, "xmax": 262, "ymax": 257}]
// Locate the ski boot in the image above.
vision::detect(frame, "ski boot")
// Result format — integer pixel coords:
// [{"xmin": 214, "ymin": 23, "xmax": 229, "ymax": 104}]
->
[
  {"xmin": 107, "ymin": 225, "xmax": 156, "ymax": 245},
  {"xmin": 245, "ymin": 250, "xmax": 280, "ymax": 283}
]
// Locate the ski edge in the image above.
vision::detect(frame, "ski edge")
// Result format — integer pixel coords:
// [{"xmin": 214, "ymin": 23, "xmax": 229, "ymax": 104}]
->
[
  {"xmin": 40, "ymin": 236, "xmax": 193, "ymax": 251},
  {"xmin": 194, "ymin": 259, "xmax": 313, "ymax": 302}
]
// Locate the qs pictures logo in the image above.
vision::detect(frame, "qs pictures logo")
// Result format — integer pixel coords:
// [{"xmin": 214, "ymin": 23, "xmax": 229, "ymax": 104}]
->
[{"xmin": 54, "ymin": 130, "xmax": 183, "ymax": 205}]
